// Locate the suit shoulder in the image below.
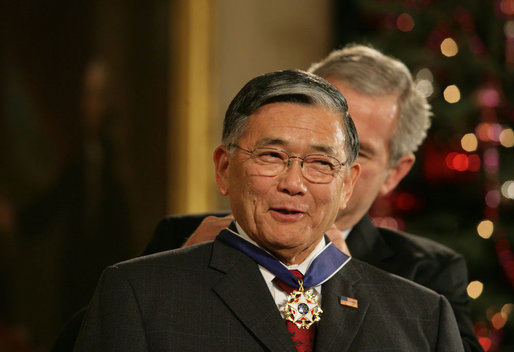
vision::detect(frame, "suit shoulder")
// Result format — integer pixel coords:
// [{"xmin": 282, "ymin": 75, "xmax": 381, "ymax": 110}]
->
[
  {"xmin": 113, "ymin": 241, "xmax": 215, "ymax": 273},
  {"xmin": 349, "ymin": 257, "xmax": 441, "ymax": 297},
  {"xmin": 378, "ymin": 227, "xmax": 463, "ymax": 264},
  {"xmin": 161, "ymin": 211, "xmax": 231, "ymax": 227}
]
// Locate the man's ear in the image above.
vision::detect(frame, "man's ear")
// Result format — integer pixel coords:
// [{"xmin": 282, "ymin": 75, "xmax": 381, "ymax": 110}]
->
[
  {"xmin": 340, "ymin": 162, "xmax": 361, "ymax": 210},
  {"xmin": 213, "ymin": 145, "xmax": 230, "ymax": 196},
  {"xmin": 379, "ymin": 153, "xmax": 415, "ymax": 196}
]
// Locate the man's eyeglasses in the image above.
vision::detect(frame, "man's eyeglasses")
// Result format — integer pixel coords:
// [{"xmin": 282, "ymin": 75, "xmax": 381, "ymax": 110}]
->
[{"xmin": 229, "ymin": 144, "xmax": 346, "ymax": 184}]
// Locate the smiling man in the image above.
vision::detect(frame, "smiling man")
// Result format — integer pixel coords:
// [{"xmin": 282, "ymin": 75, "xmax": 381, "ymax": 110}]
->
[{"xmin": 74, "ymin": 70, "xmax": 463, "ymax": 351}]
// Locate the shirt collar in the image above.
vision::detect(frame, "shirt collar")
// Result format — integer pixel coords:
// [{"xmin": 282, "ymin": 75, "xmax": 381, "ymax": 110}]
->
[
  {"xmin": 341, "ymin": 227, "xmax": 352, "ymax": 240},
  {"xmin": 234, "ymin": 221, "xmax": 327, "ymax": 283}
]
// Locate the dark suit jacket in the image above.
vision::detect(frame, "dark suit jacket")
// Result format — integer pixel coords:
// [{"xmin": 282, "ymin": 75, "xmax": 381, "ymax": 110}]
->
[
  {"xmin": 74, "ymin": 230, "xmax": 464, "ymax": 351},
  {"xmin": 142, "ymin": 212, "xmax": 482, "ymax": 352}
]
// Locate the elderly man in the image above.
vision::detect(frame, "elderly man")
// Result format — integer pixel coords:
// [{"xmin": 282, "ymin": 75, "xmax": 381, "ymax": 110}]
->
[
  {"xmin": 74, "ymin": 70, "xmax": 463, "ymax": 351},
  {"xmin": 145, "ymin": 45, "xmax": 482, "ymax": 351}
]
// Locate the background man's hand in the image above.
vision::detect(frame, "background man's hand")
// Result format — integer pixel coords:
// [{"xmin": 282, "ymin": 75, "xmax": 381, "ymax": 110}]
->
[
  {"xmin": 325, "ymin": 224, "xmax": 351, "ymax": 256},
  {"xmin": 182, "ymin": 214, "xmax": 234, "ymax": 247}
]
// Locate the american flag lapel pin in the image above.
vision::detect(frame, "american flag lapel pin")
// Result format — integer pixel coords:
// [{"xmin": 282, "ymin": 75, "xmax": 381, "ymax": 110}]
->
[{"xmin": 340, "ymin": 296, "xmax": 358, "ymax": 308}]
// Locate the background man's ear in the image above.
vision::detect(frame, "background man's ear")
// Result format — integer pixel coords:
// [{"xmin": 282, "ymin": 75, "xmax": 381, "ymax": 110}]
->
[
  {"xmin": 213, "ymin": 145, "xmax": 230, "ymax": 196},
  {"xmin": 379, "ymin": 153, "xmax": 415, "ymax": 196}
]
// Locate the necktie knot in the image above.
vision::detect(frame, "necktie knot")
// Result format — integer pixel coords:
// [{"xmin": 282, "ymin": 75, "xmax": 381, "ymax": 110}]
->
[{"xmin": 274, "ymin": 270, "xmax": 303, "ymax": 294}]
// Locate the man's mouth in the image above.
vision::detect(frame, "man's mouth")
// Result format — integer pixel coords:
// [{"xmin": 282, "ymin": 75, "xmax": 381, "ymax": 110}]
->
[
  {"xmin": 274, "ymin": 208, "xmax": 302, "ymax": 215},
  {"xmin": 270, "ymin": 207, "xmax": 306, "ymax": 221}
]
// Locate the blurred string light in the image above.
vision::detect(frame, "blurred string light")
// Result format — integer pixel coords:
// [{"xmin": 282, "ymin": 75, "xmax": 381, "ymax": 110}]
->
[
  {"xmin": 485, "ymin": 190, "xmax": 500, "ymax": 208},
  {"xmin": 487, "ymin": 303, "xmax": 514, "ymax": 331},
  {"xmin": 491, "ymin": 311, "xmax": 508, "ymax": 330},
  {"xmin": 443, "ymin": 84, "xmax": 461, "ymax": 103},
  {"xmin": 477, "ymin": 220, "xmax": 494, "ymax": 239},
  {"xmin": 501, "ymin": 180, "xmax": 514, "ymax": 199},
  {"xmin": 501, "ymin": 303, "xmax": 513, "ymax": 318},
  {"xmin": 476, "ymin": 122, "xmax": 504, "ymax": 143},
  {"xmin": 396, "ymin": 13, "xmax": 414, "ymax": 32},
  {"xmin": 486, "ymin": 306, "xmax": 498, "ymax": 321},
  {"xmin": 461, "ymin": 133, "xmax": 478, "ymax": 152},
  {"xmin": 478, "ymin": 337, "xmax": 491, "ymax": 352},
  {"xmin": 477, "ymin": 87, "xmax": 500, "ymax": 108},
  {"xmin": 467, "ymin": 280, "xmax": 484, "ymax": 299},
  {"xmin": 483, "ymin": 148, "xmax": 499, "ymax": 174},
  {"xmin": 440, "ymin": 37, "xmax": 459, "ymax": 57},
  {"xmin": 500, "ymin": 0, "xmax": 514, "ymax": 15},
  {"xmin": 483, "ymin": 304, "xmax": 511, "ymax": 332},
  {"xmin": 445, "ymin": 152, "xmax": 481, "ymax": 172},
  {"xmin": 499, "ymin": 128, "xmax": 514, "ymax": 147},
  {"xmin": 415, "ymin": 68, "xmax": 434, "ymax": 98},
  {"xmin": 416, "ymin": 68, "xmax": 434, "ymax": 81}
]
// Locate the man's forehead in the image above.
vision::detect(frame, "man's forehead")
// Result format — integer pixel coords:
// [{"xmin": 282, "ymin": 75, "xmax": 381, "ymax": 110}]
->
[
  {"xmin": 241, "ymin": 104, "xmax": 346, "ymax": 153},
  {"xmin": 253, "ymin": 137, "xmax": 339, "ymax": 155},
  {"xmin": 247, "ymin": 102, "xmax": 344, "ymax": 127}
]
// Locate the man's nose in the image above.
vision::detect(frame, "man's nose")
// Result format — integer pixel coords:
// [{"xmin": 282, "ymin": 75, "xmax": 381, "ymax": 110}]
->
[{"xmin": 278, "ymin": 158, "xmax": 308, "ymax": 195}]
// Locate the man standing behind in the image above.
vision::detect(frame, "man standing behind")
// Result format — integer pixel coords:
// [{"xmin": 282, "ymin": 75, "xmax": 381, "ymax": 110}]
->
[
  {"xmin": 309, "ymin": 45, "xmax": 481, "ymax": 352},
  {"xmin": 145, "ymin": 45, "xmax": 482, "ymax": 351},
  {"xmin": 75, "ymin": 70, "xmax": 463, "ymax": 351}
]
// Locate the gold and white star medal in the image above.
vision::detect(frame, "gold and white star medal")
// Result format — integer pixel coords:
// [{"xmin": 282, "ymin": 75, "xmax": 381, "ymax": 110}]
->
[{"xmin": 283, "ymin": 279, "xmax": 322, "ymax": 329}]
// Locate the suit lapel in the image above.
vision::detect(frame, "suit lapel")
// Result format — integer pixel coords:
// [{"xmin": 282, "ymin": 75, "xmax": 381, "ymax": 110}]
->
[
  {"xmin": 315, "ymin": 260, "xmax": 368, "ymax": 352},
  {"xmin": 346, "ymin": 216, "xmax": 394, "ymax": 267},
  {"xmin": 209, "ymin": 235, "xmax": 296, "ymax": 352}
]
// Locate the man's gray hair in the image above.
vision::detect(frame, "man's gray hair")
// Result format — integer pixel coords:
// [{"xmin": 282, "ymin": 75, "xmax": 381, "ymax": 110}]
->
[
  {"xmin": 222, "ymin": 69, "xmax": 359, "ymax": 164},
  {"xmin": 308, "ymin": 44, "xmax": 432, "ymax": 165}
]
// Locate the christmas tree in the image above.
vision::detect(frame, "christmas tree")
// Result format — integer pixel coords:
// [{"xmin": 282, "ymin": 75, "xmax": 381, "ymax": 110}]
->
[{"xmin": 335, "ymin": 1, "xmax": 514, "ymax": 351}]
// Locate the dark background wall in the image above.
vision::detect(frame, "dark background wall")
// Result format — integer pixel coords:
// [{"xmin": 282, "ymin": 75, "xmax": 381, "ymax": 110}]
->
[{"xmin": 0, "ymin": 1, "xmax": 168, "ymax": 348}]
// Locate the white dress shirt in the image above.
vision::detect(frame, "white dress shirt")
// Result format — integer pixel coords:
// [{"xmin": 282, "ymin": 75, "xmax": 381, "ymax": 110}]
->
[{"xmin": 341, "ymin": 227, "xmax": 352, "ymax": 240}]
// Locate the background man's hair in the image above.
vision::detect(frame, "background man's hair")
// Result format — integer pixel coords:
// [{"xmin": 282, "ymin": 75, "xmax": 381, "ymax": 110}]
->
[{"xmin": 309, "ymin": 44, "xmax": 432, "ymax": 165}]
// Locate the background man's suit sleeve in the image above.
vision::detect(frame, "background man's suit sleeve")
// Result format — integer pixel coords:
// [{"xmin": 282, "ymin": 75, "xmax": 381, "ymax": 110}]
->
[
  {"xmin": 418, "ymin": 251, "xmax": 478, "ymax": 351},
  {"xmin": 141, "ymin": 211, "xmax": 230, "ymax": 256}
]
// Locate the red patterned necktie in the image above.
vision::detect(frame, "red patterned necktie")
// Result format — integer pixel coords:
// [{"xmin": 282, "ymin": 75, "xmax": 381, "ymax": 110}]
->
[{"xmin": 274, "ymin": 270, "xmax": 316, "ymax": 352}]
